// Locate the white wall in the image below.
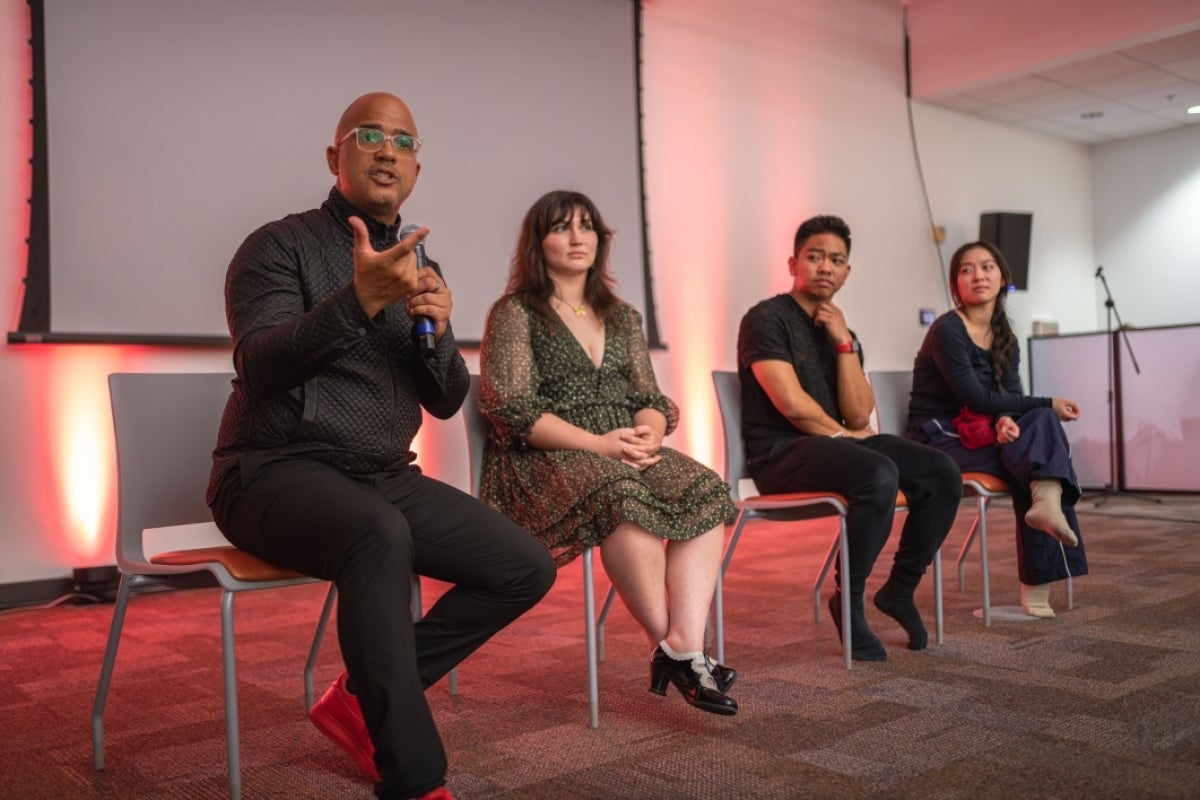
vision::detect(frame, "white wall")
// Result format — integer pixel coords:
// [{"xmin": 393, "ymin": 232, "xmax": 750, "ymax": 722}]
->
[
  {"xmin": 641, "ymin": 0, "xmax": 949, "ymax": 469},
  {"xmin": 910, "ymin": 102, "xmax": 1098, "ymax": 386},
  {"xmin": 1091, "ymin": 124, "xmax": 1200, "ymax": 329}
]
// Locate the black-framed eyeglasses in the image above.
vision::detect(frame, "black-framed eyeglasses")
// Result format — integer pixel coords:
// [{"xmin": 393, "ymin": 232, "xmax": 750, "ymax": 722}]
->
[{"xmin": 336, "ymin": 127, "xmax": 422, "ymax": 155}]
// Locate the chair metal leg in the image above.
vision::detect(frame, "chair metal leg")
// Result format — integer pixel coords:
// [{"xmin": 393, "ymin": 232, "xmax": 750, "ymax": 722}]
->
[
  {"xmin": 596, "ymin": 586, "xmax": 617, "ymax": 663},
  {"xmin": 304, "ymin": 584, "xmax": 337, "ymax": 711},
  {"xmin": 582, "ymin": 548, "xmax": 599, "ymax": 729},
  {"xmin": 837, "ymin": 518, "xmax": 852, "ymax": 671},
  {"xmin": 92, "ymin": 573, "xmax": 136, "ymax": 771},
  {"xmin": 979, "ymin": 497, "xmax": 992, "ymax": 627},
  {"xmin": 1059, "ymin": 541, "xmax": 1076, "ymax": 611},
  {"xmin": 957, "ymin": 513, "xmax": 981, "ymax": 593},
  {"xmin": 220, "ymin": 590, "xmax": 243, "ymax": 800},
  {"xmin": 714, "ymin": 512, "xmax": 749, "ymax": 665},
  {"xmin": 713, "ymin": 570, "xmax": 725, "ymax": 665},
  {"xmin": 813, "ymin": 529, "xmax": 841, "ymax": 624},
  {"xmin": 933, "ymin": 547, "xmax": 944, "ymax": 645},
  {"xmin": 410, "ymin": 576, "xmax": 458, "ymax": 694}
]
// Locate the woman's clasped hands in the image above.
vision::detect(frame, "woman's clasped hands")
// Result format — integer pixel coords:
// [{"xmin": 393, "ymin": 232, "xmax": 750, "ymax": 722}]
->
[{"xmin": 598, "ymin": 425, "xmax": 663, "ymax": 470}]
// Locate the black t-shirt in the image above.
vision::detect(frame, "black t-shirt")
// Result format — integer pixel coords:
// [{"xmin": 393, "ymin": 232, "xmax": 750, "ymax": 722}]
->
[{"xmin": 736, "ymin": 293, "xmax": 861, "ymax": 470}]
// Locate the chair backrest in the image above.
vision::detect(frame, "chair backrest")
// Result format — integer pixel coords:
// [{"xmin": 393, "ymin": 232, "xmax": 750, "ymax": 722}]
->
[
  {"xmin": 108, "ymin": 372, "xmax": 234, "ymax": 569},
  {"xmin": 461, "ymin": 374, "xmax": 487, "ymax": 498},
  {"xmin": 712, "ymin": 371, "xmax": 752, "ymax": 502},
  {"xmin": 868, "ymin": 370, "xmax": 913, "ymax": 437}
]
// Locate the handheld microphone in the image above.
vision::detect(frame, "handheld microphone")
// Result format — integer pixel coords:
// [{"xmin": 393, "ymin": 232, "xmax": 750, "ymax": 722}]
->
[{"xmin": 399, "ymin": 223, "xmax": 437, "ymax": 357}]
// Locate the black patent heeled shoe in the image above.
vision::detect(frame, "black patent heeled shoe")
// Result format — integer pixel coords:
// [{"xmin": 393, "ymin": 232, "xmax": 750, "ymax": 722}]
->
[
  {"xmin": 705, "ymin": 652, "xmax": 737, "ymax": 694},
  {"xmin": 649, "ymin": 645, "xmax": 738, "ymax": 716}
]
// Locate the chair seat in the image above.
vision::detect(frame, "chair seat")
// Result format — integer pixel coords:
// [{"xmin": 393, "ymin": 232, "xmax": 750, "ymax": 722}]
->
[
  {"xmin": 962, "ymin": 472, "xmax": 1011, "ymax": 495},
  {"xmin": 150, "ymin": 546, "xmax": 308, "ymax": 583},
  {"xmin": 744, "ymin": 489, "xmax": 906, "ymax": 508},
  {"xmin": 742, "ymin": 490, "xmax": 849, "ymax": 507}
]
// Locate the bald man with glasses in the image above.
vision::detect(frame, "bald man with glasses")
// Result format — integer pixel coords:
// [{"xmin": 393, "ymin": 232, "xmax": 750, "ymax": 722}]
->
[{"xmin": 207, "ymin": 92, "xmax": 555, "ymax": 800}]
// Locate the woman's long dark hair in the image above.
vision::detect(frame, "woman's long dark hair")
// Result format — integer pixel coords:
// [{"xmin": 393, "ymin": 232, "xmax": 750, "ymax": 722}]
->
[
  {"xmin": 503, "ymin": 190, "xmax": 619, "ymax": 323},
  {"xmin": 949, "ymin": 240, "xmax": 1016, "ymax": 388}
]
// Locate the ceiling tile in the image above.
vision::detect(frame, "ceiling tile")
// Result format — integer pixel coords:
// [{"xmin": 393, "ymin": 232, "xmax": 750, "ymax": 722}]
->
[
  {"xmin": 1046, "ymin": 100, "xmax": 1142, "ymax": 126},
  {"xmin": 1118, "ymin": 82, "xmax": 1200, "ymax": 112},
  {"xmin": 1162, "ymin": 54, "xmax": 1200, "ymax": 80},
  {"xmin": 1082, "ymin": 114, "xmax": 1181, "ymax": 137},
  {"xmin": 1037, "ymin": 53, "xmax": 1144, "ymax": 85},
  {"xmin": 911, "ymin": 21, "xmax": 1200, "ymax": 145},
  {"xmin": 1120, "ymin": 28, "xmax": 1200, "ymax": 65},
  {"xmin": 1153, "ymin": 110, "xmax": 1200, "ymax": 126},
  {"xmin": 1081, "ymin": 67, "xmax": 1184, "ymax": 97},
  {"xmin": 968, "ymin": 75, "xmax": 1062, "ymax": 104},
  {"xmin": 1015, "ymin": 88, "xmax": 1110, "ymax": 115}
]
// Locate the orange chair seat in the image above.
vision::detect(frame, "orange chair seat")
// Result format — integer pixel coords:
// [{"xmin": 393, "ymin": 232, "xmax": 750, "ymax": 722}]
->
[
  {"xmin": 744, "ymin": 489, "xmax": 906, "ymax": 506},
  {"xmin": 962, "ymin": 472, "xmax": 1011, "ymax": 495},
  {"xmin": 150, "ymin": 546, "xmax": 306, "ymax": 582}
]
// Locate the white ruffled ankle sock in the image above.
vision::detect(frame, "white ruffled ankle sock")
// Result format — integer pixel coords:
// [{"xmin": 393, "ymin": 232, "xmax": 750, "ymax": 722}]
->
[{"xmin": 658, "ymin": 640, "xmax": 702, "ymax": 661}]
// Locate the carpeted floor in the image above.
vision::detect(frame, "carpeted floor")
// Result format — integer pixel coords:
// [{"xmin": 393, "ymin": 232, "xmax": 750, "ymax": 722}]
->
[{"xmin": 2, "ymin": 494, "xmax": 1198, "ymax": 799}]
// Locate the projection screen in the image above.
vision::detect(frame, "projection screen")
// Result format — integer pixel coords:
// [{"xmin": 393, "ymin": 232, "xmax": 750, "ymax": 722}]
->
[{"xmin": 16, "ymin": 0, "xmax": 652, "ymax": 345}]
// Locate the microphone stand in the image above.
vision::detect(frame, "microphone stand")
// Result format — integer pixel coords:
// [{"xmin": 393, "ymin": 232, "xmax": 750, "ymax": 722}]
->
[{"xmin": 1089, "ymin": 266, "xmax": 1160, "ymax": 507}]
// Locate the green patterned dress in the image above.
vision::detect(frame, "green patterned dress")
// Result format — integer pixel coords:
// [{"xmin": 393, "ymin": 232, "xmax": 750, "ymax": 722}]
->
[{"xmin": 479, "ymin": 295, "xmax": 736, "ymax": 566}]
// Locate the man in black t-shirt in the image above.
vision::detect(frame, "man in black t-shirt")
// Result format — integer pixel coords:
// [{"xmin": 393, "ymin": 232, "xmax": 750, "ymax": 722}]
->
[{"xmin": 737, "ymin": 214, "xmax": 961, "ymax": 661}]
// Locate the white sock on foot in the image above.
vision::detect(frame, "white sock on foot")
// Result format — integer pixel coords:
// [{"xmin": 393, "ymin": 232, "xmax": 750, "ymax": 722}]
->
[
  {"xmin": 1026, "ymin": 480, "xmax": 1078, "ymax": 547},
  {"xmin": 1020, "ymin": 582, "xmax": 1056, "ymax": 619}
]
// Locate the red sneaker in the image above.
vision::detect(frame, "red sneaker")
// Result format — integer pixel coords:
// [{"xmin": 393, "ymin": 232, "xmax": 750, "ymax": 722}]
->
[
  {"xmin": 413, "ymin": 788, "xmax": 456, "ymax": 800},
  {"xmin": 309, "ymin": 671, "xmax": 380, "ymax": 782}
]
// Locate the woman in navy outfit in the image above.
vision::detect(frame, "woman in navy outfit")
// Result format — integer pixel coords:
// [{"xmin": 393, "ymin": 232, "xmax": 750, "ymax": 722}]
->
[{"xmin": 907, "ymin": 241, "xmax": 1087, "ymax": 618}]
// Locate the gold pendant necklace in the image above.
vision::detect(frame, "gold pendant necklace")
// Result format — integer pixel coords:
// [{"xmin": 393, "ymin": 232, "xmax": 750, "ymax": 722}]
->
[{"xmin": 555, "ymin": 294, "xmax": 587, "ymax": 316}]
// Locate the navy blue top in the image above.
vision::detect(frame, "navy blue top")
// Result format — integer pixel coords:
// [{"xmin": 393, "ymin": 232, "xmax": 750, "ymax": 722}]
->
[{"xmin": 907, "ymin": 311, "xmax": 1049, "ymax": 439}]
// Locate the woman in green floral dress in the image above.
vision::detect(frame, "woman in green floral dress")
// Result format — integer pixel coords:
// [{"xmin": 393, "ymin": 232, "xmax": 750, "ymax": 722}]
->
[{"xmin": 479, "ymin": 190, "xmax": 739, "ymax": 716}]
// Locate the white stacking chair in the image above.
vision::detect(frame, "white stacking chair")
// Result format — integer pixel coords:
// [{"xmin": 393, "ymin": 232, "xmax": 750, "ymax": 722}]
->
[
  {"xmin": 711, "ymin": 370, "xmax": 916, "ymax": 670},
  {"xmin": 92, "ymin": 372, "xmax": 337, "ymax": 800},
  {"xmin": 463, "ymin": 375, "xmax": 617, "ymax": 728}
]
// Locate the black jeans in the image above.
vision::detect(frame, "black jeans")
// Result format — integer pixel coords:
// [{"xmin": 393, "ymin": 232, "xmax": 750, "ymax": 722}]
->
[
  {"xmin": 749, "ymin": 434, "xmax": 962, "ymax": 596},
  {"xmin": 211, "ymin": 457, "xmax": 556, "ymax": 799}
]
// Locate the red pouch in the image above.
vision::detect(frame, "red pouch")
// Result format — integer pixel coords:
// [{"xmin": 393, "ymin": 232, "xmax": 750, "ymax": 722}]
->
[{"xmin": 952, "ymin": 406, "xmax": 996, "ymax": 449}]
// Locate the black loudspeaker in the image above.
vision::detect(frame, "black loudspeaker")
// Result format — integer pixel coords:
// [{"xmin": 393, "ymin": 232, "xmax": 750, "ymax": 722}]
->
[{"xmin": 979, "ymin": 211, "xmax": 1032, "ymax": 291}]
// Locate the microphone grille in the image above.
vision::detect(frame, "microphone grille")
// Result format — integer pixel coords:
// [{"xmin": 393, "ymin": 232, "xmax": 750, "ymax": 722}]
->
[{"xmin": 398, "ymin": 222, "xmax": 422, "ymax": 241}]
